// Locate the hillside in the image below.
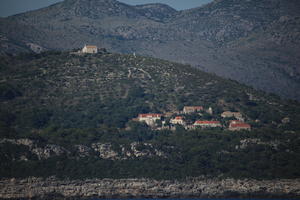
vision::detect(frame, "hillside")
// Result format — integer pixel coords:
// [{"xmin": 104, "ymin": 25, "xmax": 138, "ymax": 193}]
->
[
  {"xmin": 0, "ymin": 51, "xmax": 300, "ymax": 181},
  {"xmin": 1, "ymin": 50, "xmax": 300, "ymax": 130},
  {"xmin": 0, "ymin": 0, "xmax": 299, "ymax": 100}
]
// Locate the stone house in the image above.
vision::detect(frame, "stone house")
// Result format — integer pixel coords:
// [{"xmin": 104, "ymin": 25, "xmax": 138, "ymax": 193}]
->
[
  {"xmin": 194, "ymin": 120, "xmax": 222, "ymax": 128},
  {"xmin": 82, "ymin": 45, "xmax": 98, "ymax": 54},
  {"xmin": 221, "ymin": 111, "xmax": 244, "ymax": 121},
  {"xmin": 228, "ymin": 120, "xmax": 251, "ymax": 131},
  {"xmin": 183, "ymin": 106, "xmax": 204, "ymax": 114}
]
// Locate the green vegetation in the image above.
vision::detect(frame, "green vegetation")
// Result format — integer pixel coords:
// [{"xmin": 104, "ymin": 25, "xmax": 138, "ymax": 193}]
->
[
  {"xmin": 1, "ymin": 51, "xmax": 299, "ymax": 130},
  {"xmin": 0, "ymin": 51, "xmax": 300, "ymax": 180},
  {"xmin": 0, "ymin": 127, "xmax": 299, "ymax": 180}
]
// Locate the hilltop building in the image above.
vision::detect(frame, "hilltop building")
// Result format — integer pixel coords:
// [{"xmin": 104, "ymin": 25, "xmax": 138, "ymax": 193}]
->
[
  {"xmin": 138, "ymin": 113, "xmax": 163, "ymax": 126},
  {"xmin": 194, "ymin": 120, "xmax": 222, "ymax": 128},
  {"xmin": 228, "ymin": 120, "xmax": 251, "ymax": 131},
  {"xmin": 183, "ymin": 106, "xmax": 204, "ymax": 114},
  {"xmin": 82, "ymin": 45, "xmax": 98, "ymax": 54}
]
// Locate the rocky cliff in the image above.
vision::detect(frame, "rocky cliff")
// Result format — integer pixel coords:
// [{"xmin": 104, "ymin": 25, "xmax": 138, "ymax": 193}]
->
[
  {"xmin": 0, "ymin": 138, "xmax": 169, "ymax": 161},
  {"xmin": 0, "ymin": 177, "xmax": 299, "ymax": 199}
]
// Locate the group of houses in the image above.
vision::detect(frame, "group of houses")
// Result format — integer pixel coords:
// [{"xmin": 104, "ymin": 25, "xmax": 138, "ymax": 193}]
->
[
  {"xmin": 81, "ymin": 45, "xmax": 251, "ymax": 132},
  {"xmin": 136, "ymin": 106, "xmax": 251, "ymax": 131}
]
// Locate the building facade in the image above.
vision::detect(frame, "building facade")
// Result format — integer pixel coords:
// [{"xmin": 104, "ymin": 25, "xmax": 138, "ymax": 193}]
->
[
  {"xmin": 221, "ymin": 111, "xmax": 244, "ymax": 121},
  {"xmin": 183, "ymin": 106, "xmax": 204, "ymax": 114},
  {"xmin": 170, "ymin": 116, "xmax": 185, "ymax": 125},
  {"xmin": 82, "ymin": 45, "xmax": 98, "ymax": 54},
  {"xmin": 138, "ymin": 114, "xmax": 163, "ymax": 126},
  {"xmin": 228, "ymin": 120, "xmax": 251, "ymax": 131},
  {"xmin": 194, "ymin": 120, "xmax": 222, "ymax": 128}
]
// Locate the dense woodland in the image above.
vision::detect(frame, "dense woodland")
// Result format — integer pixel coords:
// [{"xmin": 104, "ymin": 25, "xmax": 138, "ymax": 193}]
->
[{"xmin": 0, "ymin": 51, "xmax": 300, "ymax": 180}]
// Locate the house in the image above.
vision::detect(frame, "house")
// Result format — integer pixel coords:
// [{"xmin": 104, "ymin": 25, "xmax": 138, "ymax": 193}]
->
[
  {"xmin": 221, "ymin": 111, "xmax": 244, "ymax": 121},
  {"xmin": 138, "ymin": 113, "xmax": 163, "ymax": 126},
  {"xmin": 170, "ymin": 116, "xmax": 185, "ymax": 125},
  {"xmin": 194, "ymin": 120, "xmax": 222, "ymax": 128},
  {"xmin": 228, "ymin": 120, "xmax": 251, "ymax": 131},
  {"xmin": 183, "ymin": 106, "xmax": 204, "ymax": 114},
  {"xmin": 281, "ymin": 117, "xmax": 290, "ymax": 124},
  {"xmin": 82, "ymin": 45, "xmax": 98, "ymax": 54}
]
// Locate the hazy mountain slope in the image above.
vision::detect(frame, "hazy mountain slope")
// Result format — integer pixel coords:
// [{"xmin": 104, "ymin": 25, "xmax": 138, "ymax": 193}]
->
[
  {"xmin": 0, "ymin": 0, "xmax": 171, "ymax": 51},
  {"xmin": 161, "ymin": 0, "xmax": 300, "ymax": 99},
  {"xmin": 172, "ymin": 0, "xmax": 300, "ymax": 43},
  {"xmin": 134, "ymin": 3, "xmax": 177, "ymax": 21},
  {"xmin": 0, "ymin": 0, "xmax": 299, "ymax": 100}
]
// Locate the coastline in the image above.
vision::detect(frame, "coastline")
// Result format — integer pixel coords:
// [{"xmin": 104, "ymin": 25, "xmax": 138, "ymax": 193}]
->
[{"xmin": 1, "ymin": 177, "xmax": 299, "ymax": 199}]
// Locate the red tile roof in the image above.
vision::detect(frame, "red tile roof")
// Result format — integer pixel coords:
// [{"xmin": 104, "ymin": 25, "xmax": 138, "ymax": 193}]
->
[
  {"xmin": 175, "ymin": 116, "xmax": 183, "ymax": 120},
  {"xmin": 194, "ymin": 120, "xmax": 221, "ymax": 124},
  {"xmin": 230, "ymin": 120, "xmax": 243, "ymax": 124},
  {"xmin": 230, "ymin": 123, "xmax": 251, "ymax": 128}
]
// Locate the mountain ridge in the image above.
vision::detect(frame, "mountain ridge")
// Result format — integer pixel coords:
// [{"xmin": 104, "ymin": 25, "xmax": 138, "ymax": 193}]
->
[{"xmin": 0, "ymin": 0, "xmax": 299, "ymax": 100}]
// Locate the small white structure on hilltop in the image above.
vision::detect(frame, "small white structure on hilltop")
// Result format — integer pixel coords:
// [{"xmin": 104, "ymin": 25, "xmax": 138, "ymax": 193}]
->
[{"xmin": 82, "ymin": 45, "xmax": 98, "ymax": 54}]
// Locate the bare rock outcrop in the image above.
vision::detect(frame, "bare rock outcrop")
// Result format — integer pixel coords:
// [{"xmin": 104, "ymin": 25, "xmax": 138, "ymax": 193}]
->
[
  {"xmin": 0, "ymin": 177, "xmax": 299, "ymax": 199},
  {"xmin": 0, "ymin": 139, "xmax": 170, "ymax": 161}
]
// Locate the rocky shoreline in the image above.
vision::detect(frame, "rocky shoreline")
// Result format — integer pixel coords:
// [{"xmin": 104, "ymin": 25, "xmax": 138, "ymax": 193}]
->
[{"xmin": 0, "ymin": 177, "xmax": 300, "ymax": 199}]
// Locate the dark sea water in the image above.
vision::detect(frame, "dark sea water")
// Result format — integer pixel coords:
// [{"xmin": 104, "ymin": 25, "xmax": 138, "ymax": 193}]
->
[{"xmin": 91, "ymin": 199, "xmax": 295, "ymax": 200}]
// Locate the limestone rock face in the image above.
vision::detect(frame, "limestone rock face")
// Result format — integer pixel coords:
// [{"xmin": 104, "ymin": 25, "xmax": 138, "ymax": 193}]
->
[
  {"xmin": 90, "ymin": 142, "xmax": 169, "ymax": 160},
  {"xmin": 0, "ymin": 139, "xmax": 69, "ymax": 160},
  {"xmin": 0, "ymin": 138, "xmax": 170, "ymax": 161},
  {"xmin": 91, "ymin": 143, "xmax": 119, "ymax": 159},
  {"xmin": 31, "ymin": 144, "xmax": 69, "ymax": 160},
  {"xmin": 0, "ymin": 177, "xmax": 299, "ymax": 199}
]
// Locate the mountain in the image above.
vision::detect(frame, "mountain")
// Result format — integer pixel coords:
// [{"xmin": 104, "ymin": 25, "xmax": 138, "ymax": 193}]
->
[
  {"xmin": 0, "ymin": 0, "xmax": 300, "ymax": 100},
  {"xmin": 167, "ymin": 0, "xmax": 300, "ymax": 100},
  {"xmin": 134, "ymin": 3, "xmax": 177, "ymax": 21},
  {"xmin": 0, "ymin": 50, "xmax": 300, "ymax": 183}
]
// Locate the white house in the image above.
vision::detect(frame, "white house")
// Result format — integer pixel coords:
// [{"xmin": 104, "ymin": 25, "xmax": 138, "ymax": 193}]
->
[
  {"xmin": 82, "ymin": 45, "xmax": 98, "ymax": 54},
  {"xmin": 138, "ymin": 113, "xmax": 163, "ymax": 126},
  {"xmin": 170, "ymin": 116, "xmax": 185, "ymax": 125}
]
